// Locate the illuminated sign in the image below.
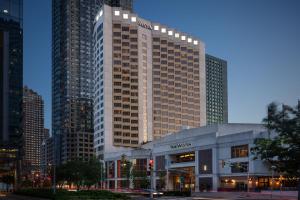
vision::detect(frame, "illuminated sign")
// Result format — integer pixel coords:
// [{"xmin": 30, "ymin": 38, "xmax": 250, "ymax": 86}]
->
[{"xmin": 170, "ymin": 142, "xmax": 191, "ymax": 149}]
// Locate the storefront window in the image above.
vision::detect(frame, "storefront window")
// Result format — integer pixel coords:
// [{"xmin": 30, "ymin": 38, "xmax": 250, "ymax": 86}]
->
[
  {"xmin": 106, "ymin": 161, "xmax": 115, "ymax": 178},
  {"xmin": 171, "ymin": 152, "xmax": 195, "ymax": 164},
  {"xmin": 198, "ymin": 149, "xmax": 212, "ymax": 174}
]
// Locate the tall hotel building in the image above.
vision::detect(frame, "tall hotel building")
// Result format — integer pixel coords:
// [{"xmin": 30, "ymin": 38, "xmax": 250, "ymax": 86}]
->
[
  {"xmin": 52, "ymin": 0, "xmax": 133, "ymax": 163},
  {"xmin": 206, "ymin": 54, "xmax": 228, "ymax": 124},
  {"xmin": 23, "ymin": 86, "xmax": 47, "ymax": 174},
  {"xmin": 93, "ymin": 5, "xmax": 206, "ymax": 158}
]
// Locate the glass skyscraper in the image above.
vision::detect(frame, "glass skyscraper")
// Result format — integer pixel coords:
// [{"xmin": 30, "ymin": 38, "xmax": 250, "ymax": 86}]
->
[
  {"xmin": 206, "ymin": 54, "xmax": 228, "ymax": 124},
  {"xmin": 0, "ymin": 0, "xmax": 23, "ymax": 150},
  {"xmin": 0, "ymin": 0, "xmax": 23, "ymax": 187},
  {"xmin": 52, "ymin": 0, "xmax": 133, "ymax": 163}
]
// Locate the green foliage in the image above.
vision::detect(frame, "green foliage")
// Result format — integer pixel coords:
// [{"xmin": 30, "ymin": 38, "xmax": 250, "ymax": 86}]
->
[
  {"xmin": 56, "ymin": 157, "xmax": 104, "ymax": 190},
  {"xmin": 132, "ymin": 169, "xmax": 150, "ymax": 189},
  {"xmin": 15, "ymin": 189, "xmax": 131, "ymax": 199},
  {"xmin": 251, "ymin": 102, "xmax": 300, "ymax": 177}
]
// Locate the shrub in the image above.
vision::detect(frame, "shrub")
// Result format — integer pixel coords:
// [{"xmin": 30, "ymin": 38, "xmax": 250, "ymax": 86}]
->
[{"xmin": 15, "ymin": 189, "xmax": 131, "ymax": 200}]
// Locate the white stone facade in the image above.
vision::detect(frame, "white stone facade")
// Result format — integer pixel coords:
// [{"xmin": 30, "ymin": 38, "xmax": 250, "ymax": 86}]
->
[{"xmin": 104, "ymin": 124, "xmax": 273, "ymax": 192}]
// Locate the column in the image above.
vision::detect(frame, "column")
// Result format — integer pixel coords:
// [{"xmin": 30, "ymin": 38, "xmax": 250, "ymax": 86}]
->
[
  {"xmin": 114, "ymin": 160, "xmax": 118, "ymax": 189},
  {"xmin": 194, "ymin": 150, "xmax": 200, "ymax": 192},
  {"xmin": 165, "ymin": 155, "xmax": 169, "ymax": 191},
  {"xmin": 153, "ymin": 157, "xmax": 156, "ymax": 190},
  {"xmin": 212, "ymin": 147, "xmax": 219, "ymax": 191},
  {"xmin": 129, "ymin": 159, "xmax": 134, "ymax": 189}
]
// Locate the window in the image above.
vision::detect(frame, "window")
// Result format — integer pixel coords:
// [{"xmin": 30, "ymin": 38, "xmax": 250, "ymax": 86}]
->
[
  {"xmin": 231, "ymin": 144, "xmax": 248, "ymax": 158},
  {"xmin": 231, "ymin": 162, "xmax": 248, "ymax": 173}
]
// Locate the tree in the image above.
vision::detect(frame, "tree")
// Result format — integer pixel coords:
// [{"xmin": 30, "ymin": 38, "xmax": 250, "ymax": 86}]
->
[
  {"xmin": 55, "ymin": 158, "xmax": 104, "ymax": 190},
  {"xmin": 132, "ymin": 170, "xmax": 150, "ymax": 189},
  {"xmin": 120, "ymin": 154, "xmax": 132, "ymax": 188},
  {"xmin": 84, "ymin": 157, "xmax": 102, "ymax": 189},
  {"xmin": 67, "ymin": 160, "xmax": 85, "ymax": 190},
  {"xmin": 251, "ymin": 101, "xmax": 300, "ymax": 200}
]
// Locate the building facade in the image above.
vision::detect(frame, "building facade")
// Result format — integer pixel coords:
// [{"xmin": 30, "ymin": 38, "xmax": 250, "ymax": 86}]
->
[
  {"xmin": 93, "ymin": 5, "xmax": 206, "ymax": 159},
  {"xmin": 0, "ymin": 0, "xmax": 23, "ymax": 188},
  {"xmin": 100, "ymin": 0, "xmax": 133, "ymax": 11},
  {"xmin": 104, "ymin": 124, "xmax": 278, "ymax": 192},
  {"xmin": 206, "ymin": 54, "xmax": 228, "ymax": 124},
  {"xmin": 41, "ymin": 136, "xmax": 54, "ymax": 177},
  {"xmin": 52, "ymin": 0, "xmax": 134, "ymax": 163},
  {"xmin": 23, "ymin": 86, "xmax": 47, "ymax": 174}
]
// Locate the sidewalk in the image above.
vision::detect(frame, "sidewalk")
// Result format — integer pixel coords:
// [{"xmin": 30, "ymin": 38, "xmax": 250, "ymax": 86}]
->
[{"xmin": 192, "ymin": 192, "xmax": 298, "ymax": 200}]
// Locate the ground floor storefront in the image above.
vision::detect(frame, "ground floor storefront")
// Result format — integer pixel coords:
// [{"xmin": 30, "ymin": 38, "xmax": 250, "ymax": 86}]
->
[{"xmin": 103, "ymin": 124, "xmax": 298, "ymax": 192}]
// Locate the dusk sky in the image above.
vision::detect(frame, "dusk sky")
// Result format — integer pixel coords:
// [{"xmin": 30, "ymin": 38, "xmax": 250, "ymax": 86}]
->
[{"xmin": 24, "ymin": 0, "xmax": 300, "ymax": 130}]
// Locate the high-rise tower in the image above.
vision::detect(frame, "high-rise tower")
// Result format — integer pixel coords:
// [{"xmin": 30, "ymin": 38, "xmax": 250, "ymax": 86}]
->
[
  {"xmin": 0, "ymin": 0, "xmax": 23, "ymax": 150},
  {"xmin": 0, "ymin": 0, "xmax": 23, "ymax": 186},
  {"xmin": 52, "ymin": 0, "xmax": 134, "ymax": 163},
  {"xmin": 206, "ymin": 54, "xmax": 228, "ymax": 124},
  {"xmin": 93, "ymin": 5, "xmax": 206, "ymax": 158},
  {"xmin": 23, "ymin": 86, "xmax": 46, "ymax": 174}
]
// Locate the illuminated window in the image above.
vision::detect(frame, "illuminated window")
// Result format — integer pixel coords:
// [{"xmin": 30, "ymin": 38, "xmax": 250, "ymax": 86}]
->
[
  {"xmin": 131, "ymin": 16, "xmax": 137, "ymax": 22},
  {"xmin": 231, "ymin": 144, "xmax": 248, "ymax": 158},
  {"xmin": 161, "ymin": 28, "xmax": 166, "ymax": 33},
  {"xmin": 188, "ymin": 38, "xmax": 192, "ymax": 43},
  {"xmin": 123, "ymin": 13, "xmax": 128, "ymax": 19},
  {"xmin": 114, "ymin": 10, "xmax": 120, "ymax": 16},
  {"xmin": 193, "ymin": 40, "xmax": 198, "ymax": 45},
  {"xmin": 181, "ymin": 35, "xmax": 186, "ymax": 41},
  {"xmin": 168, "ymin": 30, "xmax": 173, "ymax": 36},
  {"xmin": 175, "ymin": 33, "xmax": 180, "ymax": 38},
  {"xmin": 154, "ymin": 25, "xmax": 159, "ymax": 31}
]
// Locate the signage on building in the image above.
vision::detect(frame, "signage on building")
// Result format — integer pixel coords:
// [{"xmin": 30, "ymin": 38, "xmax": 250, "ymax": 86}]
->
[
  {"xmin": 170, "ymin": 142, "xmax": 192, "ymax": 149},
  {"xmin": 138, "ymin": 20, "xmax": 153, "ymax": 30}
]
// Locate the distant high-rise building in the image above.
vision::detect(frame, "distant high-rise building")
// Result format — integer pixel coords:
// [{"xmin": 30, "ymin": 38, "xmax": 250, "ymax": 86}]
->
[
  {"xmin": 52, "ymin": 0, "xmax": 133, "ymax": 163},
  {"xmin": 0, "ymin": 0, "xmax": 23, "ymax": 184},
  {"xmin": 100, "ymin": 0, "xmax": 133, "ymax": 11},
  {"xmin": 23, "ymin": 86, "xmax": 47, "ymax": 174},
  {"xmin": 93, "ymin": 5, "xmax": 206, "ymax": 158},
  {"xmin": 206, "ymin": 54, "xmax": 228, "ymax": 124},
  {"xmin": 41, "ymin": 135, "xmax": 54, "ymax": 176}
]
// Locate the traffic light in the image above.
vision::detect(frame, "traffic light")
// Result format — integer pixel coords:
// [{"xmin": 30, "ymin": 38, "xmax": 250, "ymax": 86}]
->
[{"xmin": 148, "ymin": 159, "xmax": 154, "ymax": 171}]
